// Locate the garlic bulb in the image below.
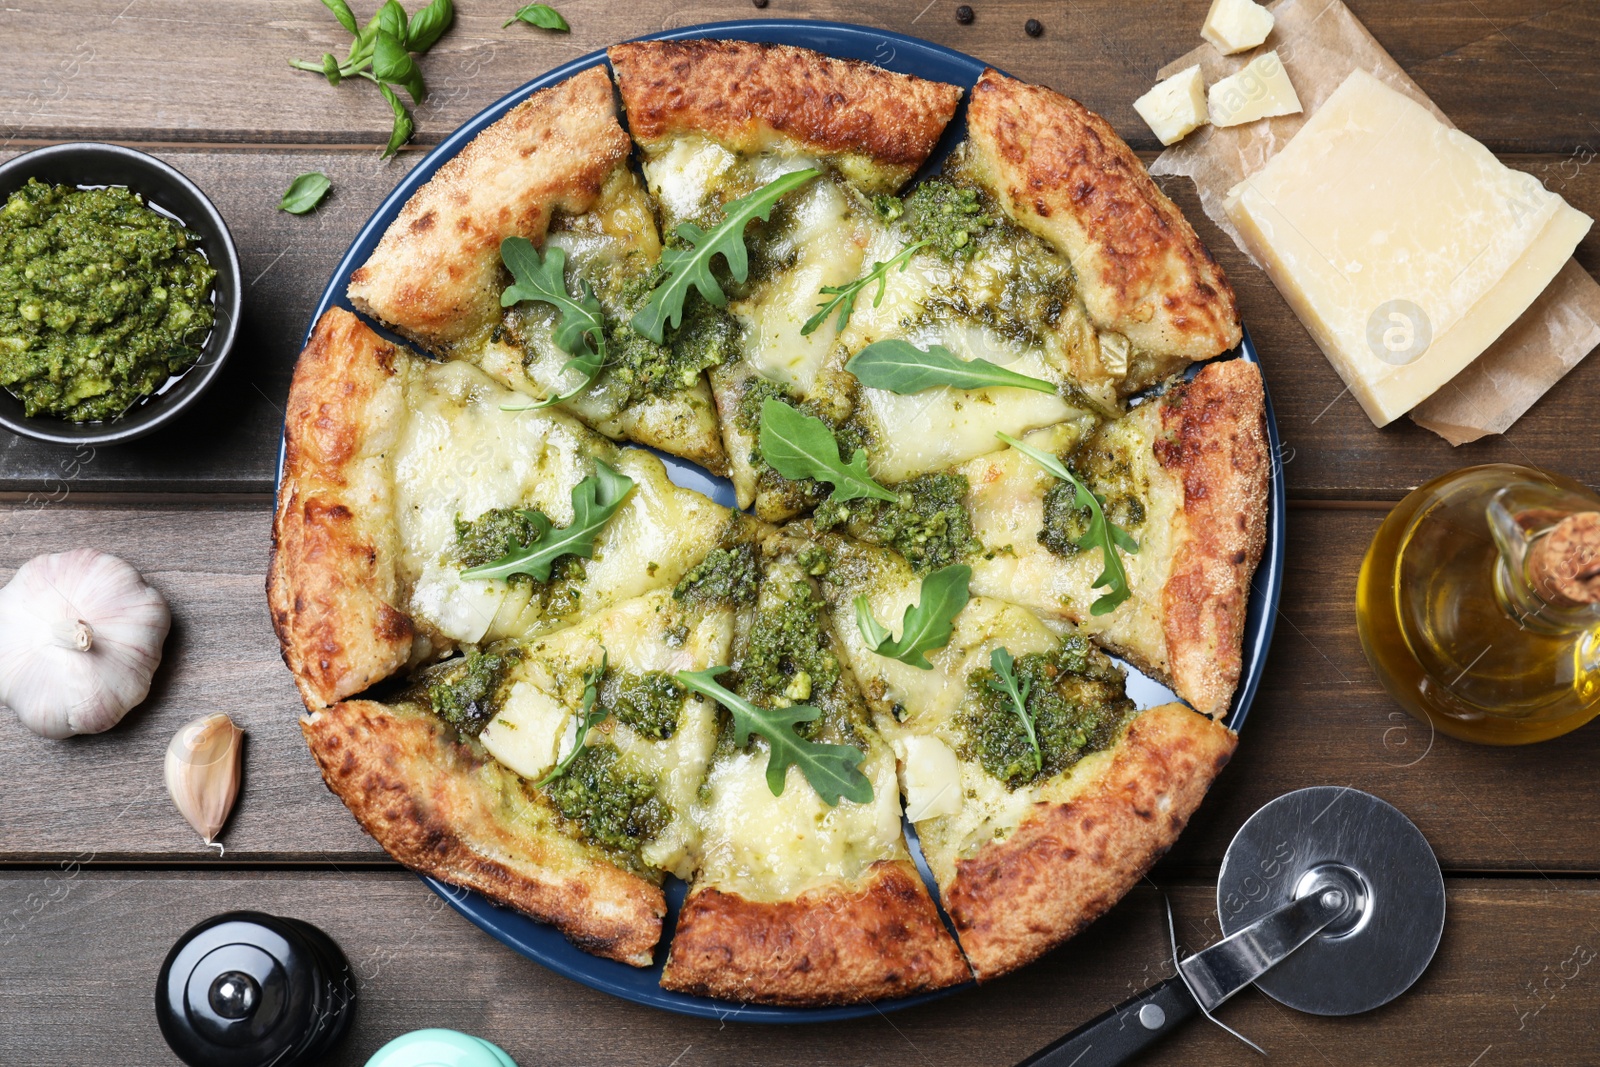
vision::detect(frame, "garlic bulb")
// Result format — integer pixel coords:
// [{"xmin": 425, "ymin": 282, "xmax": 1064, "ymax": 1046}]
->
[
  {"xmin": 166, "ymin": 713, "xmax": 244, "ymax": 844},
  {"xmin": 0, "ymin": 549, "xmax": 171, "ymax": 738}
]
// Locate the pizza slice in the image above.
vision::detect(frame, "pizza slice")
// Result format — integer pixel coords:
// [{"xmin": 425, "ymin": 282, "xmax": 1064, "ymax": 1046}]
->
[
  {"xmin": 814, "ymin": 358, "xmax": 1269, "ymax": 717},
  {"xmin": 661, "ymin": 528, "xmax": 969, "ymax": 1004},
  {"xmin": 269, "ymin": 308, "xmax": 746, "ymax": 710},
  {"xmin": 809, "ymin": 528, "xmax": 1237, "ymax": 979},
  {"xmin": 608, "ymin": 40, "xmax": 964, "ymax": 520},
  {"xmin": 344, "ymin": 66, "xmax": 727, "ymax": 473}
]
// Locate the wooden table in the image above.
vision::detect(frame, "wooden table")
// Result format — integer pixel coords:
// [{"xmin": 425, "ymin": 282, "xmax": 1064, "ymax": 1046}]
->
[{"xmin": 4, "ymin": 2, "xmax": 1599, "ymax": 1063}]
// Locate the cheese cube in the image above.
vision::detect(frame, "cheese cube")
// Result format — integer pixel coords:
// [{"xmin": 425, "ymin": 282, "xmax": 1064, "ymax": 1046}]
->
[
  {"xmin": 1223, "ymin": 69, "xmax": 1594, "ymax": 426},
  {"xmin": 1134, "ymin": 65, "xmax": 1209, "ymax": 146},
  {"xmin": 901, "ymin": 736, "xmax": 964, "ymax": 822},
  {"xmin": 1208, "ymin": 51, "xmax": 1302, "ymax": 127},
  {"xmin": 1202, "ymin": 0, "xmax": 1275, "ymax": 54},
  {"xmin": 478, "ymin": 680, "xmax": 571, "ymax": 780}
]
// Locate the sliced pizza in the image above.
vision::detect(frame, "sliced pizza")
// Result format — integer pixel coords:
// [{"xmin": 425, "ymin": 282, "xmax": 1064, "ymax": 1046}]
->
[
  {"xmin": 609, "ymin": 40, "xmax": 964, "ymax": 520},
  {"xmin": 269, "ymin": 308, "xmax": 744, "ymax": 710},
  {"xmin": 661, "ymin": 529, "xmax": 969, "ymax": 1004},
  {"xmin": 810, "ymin": 528, "xmax": 1237, "ymax": 978},
  {"xmin": 345, "ymin": 66, "xmax": 727, "ymax": 473}
]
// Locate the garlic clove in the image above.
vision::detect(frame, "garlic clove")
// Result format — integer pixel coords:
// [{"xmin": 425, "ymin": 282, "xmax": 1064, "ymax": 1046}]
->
[
  {"xmin": 165, "ymin": 713, "xmax": 244, "ymax": 844},
  {"xmin": 0, "ymin": 549, "xmax": 171, "ymax": 738}
]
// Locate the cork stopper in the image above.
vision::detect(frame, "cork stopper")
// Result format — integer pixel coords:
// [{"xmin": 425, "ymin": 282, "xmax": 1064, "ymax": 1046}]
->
[{"xmin": 1528, "ymin": 511, "xmax": 1600, "ymax": 606}]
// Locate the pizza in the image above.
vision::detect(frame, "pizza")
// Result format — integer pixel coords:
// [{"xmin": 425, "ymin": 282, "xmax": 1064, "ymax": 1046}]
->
[{"xmin": 269, "ymin": 39, "xmax": 1266, "ymax": 1006}]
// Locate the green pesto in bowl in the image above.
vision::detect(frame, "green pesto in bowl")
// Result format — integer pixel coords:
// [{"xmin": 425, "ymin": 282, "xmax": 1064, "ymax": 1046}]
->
[{"xmin": 0, "ymin": 178, "xmax": 216, "ymax": 421}]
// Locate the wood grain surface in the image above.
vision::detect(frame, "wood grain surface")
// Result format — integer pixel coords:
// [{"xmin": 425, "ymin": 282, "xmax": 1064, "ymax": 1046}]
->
[{"xmin": 3, "ymin": 1, "xmax": 1600, "ymax": 1064}]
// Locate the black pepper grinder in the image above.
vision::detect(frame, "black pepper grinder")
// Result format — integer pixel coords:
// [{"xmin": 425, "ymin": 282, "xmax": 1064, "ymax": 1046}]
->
[{"xmin": 156, "ymin": 911, "xmax": 356, "ymax": 1067}]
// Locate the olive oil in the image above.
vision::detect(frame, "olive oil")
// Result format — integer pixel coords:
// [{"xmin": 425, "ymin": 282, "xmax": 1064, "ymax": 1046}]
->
[{"xmin": 1357, "ymin": 464, "xmax": 1600, "ymax": 745}]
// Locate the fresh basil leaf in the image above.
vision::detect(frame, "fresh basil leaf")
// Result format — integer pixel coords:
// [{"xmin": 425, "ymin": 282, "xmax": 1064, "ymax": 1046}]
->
[
  {"xmin": 853, "ymin": 564, "xmax": 971, "ymax": 669},
  {"xmin": 320, "ymin": 0, "xmax": 359, "ymax": 34},
  {"xmin": 373, "ymin": 30, "xmax": 424, "ymax": 102},
  {"xmin": 504, "ymin": 3, "xmax": 570, "ymax": 30},
  {"xmin": 279, "ymin": 172, "xmax": 332, "ymax": 214},
  {"xmin": 631, "ymin": 169, "xmax": 819, "ymax": 344},
  {"xmin": 848, "ymin": 339, "xmax": 1057, "ymax": 396},
  {"xmin": 757, "ymin": 398, "xmax": 897, "ymax": 504},
  {"xmin": 376, "ymin": 0, "xmax": 409, "ymax": 45},
  {"xmin": 377, "ymin": 81, "xmax": 414, "ymax": 159},
  {"xmin": 460, "ymin": 461, "xmax": 634, "ymax": 583},
  {"xmin": 536, "ymin": 651, "xmax": 607, "ymax": 786},
  {"xmin": 407, "ymin": 0, "xmax": 455, "ymax": 51},
  {"xmin": 676, "ymin": 667, "xmax": 873, "ymax": 806},
  {"xmin": 996, "ymin": 431, "xmax": 1138, "ymax": 615},
  {"xmin": 987, "ymin": 646, "xmax": 1041, "ymax": 774},
  {"xmin": 801, "ymin": 238, "xmax": 929, "ymax": 337}
]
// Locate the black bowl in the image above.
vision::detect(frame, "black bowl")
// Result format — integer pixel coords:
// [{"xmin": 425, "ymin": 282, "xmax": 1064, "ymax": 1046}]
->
[{"xmin": 0, "ymin": 142, "xmax": 242, "ymax": 446}]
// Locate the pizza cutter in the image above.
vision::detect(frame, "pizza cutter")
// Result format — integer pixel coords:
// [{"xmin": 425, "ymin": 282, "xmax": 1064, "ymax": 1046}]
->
[{"xmin": 1016, "ymin": 787, "xmax": 1445, "ymax": 1066}]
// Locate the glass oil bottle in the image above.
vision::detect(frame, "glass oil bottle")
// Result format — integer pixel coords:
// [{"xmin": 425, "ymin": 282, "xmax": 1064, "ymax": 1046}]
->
[{"xmin": 1357, "ymin": 463, "xmax": 1600, "ymax": 744}]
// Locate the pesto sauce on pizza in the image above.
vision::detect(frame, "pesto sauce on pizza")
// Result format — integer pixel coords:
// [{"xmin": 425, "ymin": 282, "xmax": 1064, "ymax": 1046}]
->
[
  {"xmin": 673, "ymin": 543, "xmax": 762, "ymax": 607},
  {"xmin": 601, "ymin": 670, "xmax": 687, "ymax": 740},
  {"xmin": 424, "ymin": 648, "xmax": 518, "ymax": 738},
  {"xmin": 545, "ymin": 743, "xmax": 668, "ymax": 863},
  {"xmin": 813, "ymin": 472, "xmax": 977, "ymax": 575},
  {"xmin": 1038, "ymin": 426, "xmax": 1149, "ymax": 559},
  {"xmin": 958, "ymin": 635, "xmax": 1134, "ymax": 788}
]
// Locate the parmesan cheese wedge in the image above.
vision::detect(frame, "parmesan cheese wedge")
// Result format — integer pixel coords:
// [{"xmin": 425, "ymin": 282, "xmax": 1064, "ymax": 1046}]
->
[{"xmin": 1223, "ymin": 69, "xmax": 1594, "ymax": 426}]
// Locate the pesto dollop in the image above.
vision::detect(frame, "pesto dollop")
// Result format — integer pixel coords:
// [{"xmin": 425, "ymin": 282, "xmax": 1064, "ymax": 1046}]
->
[
  {"xmin": 425, "ymin": 648, "xmax": 517, "ymax": 738},
  {"xmin": 673, "ymin": 543, "xmax": 761, "ymax": 607},
  {"xmin": 898, "ymin": 179, "xmax": 994, "ymax": 260},
  {"xmin": 0, "ymin": 178, "xmax": 216, "ymax": 421},
  {"xmin": 813, "ymin": 472, "xmax": 977, "ymax": 574},
  {"xmin": 451, "ymin": 507, "xmax": 587, "ymax": 616},
  {"xmin": 544, "ymin": 744, "xmax": 666, "ymax": 860},
  {"xmin": 1038, "ymin": 436, "xmax": 1147, "ymax": 559},
  {"xmin": 602, "ymin": 670, "xmax": 686, "ymax": 740},
  {"xmin": 958, "ymin": 636, "xmax": 1134, "ymax": 788}
]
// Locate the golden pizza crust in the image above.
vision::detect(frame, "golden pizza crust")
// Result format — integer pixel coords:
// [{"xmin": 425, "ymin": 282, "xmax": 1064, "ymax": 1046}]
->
[
  {"xmin": 347, "ymin": 66, "xmax": 631, "ymax": 354},
  {"xmin": 944, "ymin": 702, "xmax": 1236, "ymax": 980},
  {"xmin": 607, "ymin": 40, "xmax": 963, "ymax": 192},
  {"xmin": 1153, "ymin": 359, "xmax": 1271, "ymax": 718},
  {"xmin": 268, "ymin": 308, "xmax": 412, "ymax": 711},
  {"xmin": 663, "ymin": 859, "xmax": 970, "ymax": 1004},
  {"xmin": 963, "ymin": 69, "xmax": 1242, "ymax": 371},
  {"xmin": 303, "ymin": 699, "xmax": 666, "ymax": 966}
]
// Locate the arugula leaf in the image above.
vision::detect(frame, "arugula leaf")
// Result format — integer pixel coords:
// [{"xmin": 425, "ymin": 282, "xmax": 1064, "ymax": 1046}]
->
[
  {"xmin": 321, "ymin": 0, "xmax": 359, "ymax": 34},
  {"xmin": 757, "ymin": 398, "xmax": 897, "ymax": 504},
  {"xmin": 407, "ymin": 0, "xmax": 455, "ymax": 50},
  {"xmin": 461, "ymin": 461, "xmax": 634, "ymax": 582},
  {"xmin": 279, "ymin": 172, "xmax": 332, "ymax": 214},
  {"xmin": 987, "ymin": 647, "xmax": 1041, "ymax": 775},
  {"xmin": 631, "ymin": 169, "xmax": 819, "ymax": 344},
  {"xmin": 801, "ymin": 238, "xmax": 931, "ymax": 337},
  {"xmin": 848, "ymin": 339, "xmax": 1057, "ymax": 396},
  {"xmin": 537, "ymin": 651, "xmax": 607, "ymax": 787},
  {"xmin": 853, "ymin": 564, "xmax": 971, "ymax": 669},
  {"xmin": 497, "ymin": 237, "xmax": 606, "ymax": 408},
  {"xmin": 676, "ymin": 667, "xmax": 873, "ymax": 806},
  {"xmin": 504, "ymin": 3, "xmax": 569, "ymax": 29},
  {"xmin": 996, "ymin": 431, "xmax": 1138, "ymax": 615}
]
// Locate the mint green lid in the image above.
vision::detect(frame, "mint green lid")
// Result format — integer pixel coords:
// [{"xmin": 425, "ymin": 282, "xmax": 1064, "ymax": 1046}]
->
[{"xmin": 364, "ymin": 1029, "xmax": 518, "ymax": 1067}]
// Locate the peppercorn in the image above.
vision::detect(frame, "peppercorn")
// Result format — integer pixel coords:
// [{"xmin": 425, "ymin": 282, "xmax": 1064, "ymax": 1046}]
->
[
  {"xmin": 1025, "ymin": 18, "xmax": 1043, "ymax": 36},
  {"xmin": 955, "ymin": 5, "xmax": 974, "ymax": 23},
  {"xmin": 753, "ymin": 0, "xmax": 769, "ymax": 7}
]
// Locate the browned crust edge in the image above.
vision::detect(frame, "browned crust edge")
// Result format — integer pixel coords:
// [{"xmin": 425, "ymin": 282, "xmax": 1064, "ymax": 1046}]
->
[
  {"xmin": 607, "ymin": 40, "xmax": 963, "ymax": 190},
  {"xmin": 303, "ymin": 700, "xmax": 666, "ymax": 966},
  {"xmin": 347, "ymin": 65, "xmax": 631, "ymax": 352},
  {"xmin": 267, "ymin": 307, "xmax": 412, "ymax": 711},
  {"xmin": 945, "ymin": 702, "xmax": 1237, "ymax": 980},
  {"xmin": 662, "ymin": 860, "xmax": 971, "ymax": 1004},
  {"xmin": 964, "ymin": 69, "xmax": 1242, "ymax": 363},
  {"xmin": 1155, "ymin": 359, "xmax": 1270, "ymax": 718}
]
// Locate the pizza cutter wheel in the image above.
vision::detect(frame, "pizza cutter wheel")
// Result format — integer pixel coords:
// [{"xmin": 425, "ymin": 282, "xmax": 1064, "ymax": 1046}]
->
[{"xmin": 1017, "ymin": 787, "xmax": 1446, "ymax": 1066}]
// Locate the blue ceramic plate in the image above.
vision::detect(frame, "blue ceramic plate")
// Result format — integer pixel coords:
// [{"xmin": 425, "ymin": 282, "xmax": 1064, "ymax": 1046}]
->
[{"xmin": 296, "ymin": 18, "xmax": 1285, "ymax": 1024}]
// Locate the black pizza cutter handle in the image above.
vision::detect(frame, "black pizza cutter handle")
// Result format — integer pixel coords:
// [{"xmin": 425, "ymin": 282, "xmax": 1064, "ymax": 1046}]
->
[{"xmin": 1014, "ymin": 976, "xmax": 1200, "ymax": 1067}]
